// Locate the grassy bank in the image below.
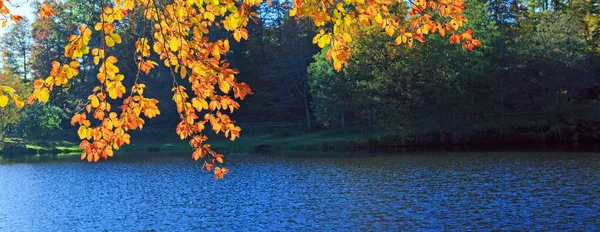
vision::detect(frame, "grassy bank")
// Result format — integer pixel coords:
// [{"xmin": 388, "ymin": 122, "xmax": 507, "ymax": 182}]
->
[
  {"xmin": 109, "ymin": 126, "xmax": 379, "ymax": 153},
  {"xmin": 209, "ymin": 127, "xmax": 378, "ymax": 152},
  {"xmin": 0, "ymin": 138, "xmax": 82, "ymax": 155},
  {"xmin": 2, "ymin": 125, "xmax": 595, "ymax": 157},
  {"xmin": 0, "ymin": 127, "xmax": 380, "ymax": 156}
]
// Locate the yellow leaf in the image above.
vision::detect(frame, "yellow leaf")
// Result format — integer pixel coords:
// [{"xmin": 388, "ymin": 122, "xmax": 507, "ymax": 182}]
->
[
  {"xmin": 312, "ymin": 34, "xmax": 321, "ymax": 44},
  {"xmin": 344, "ymin": 14, "xmax": 354, "ymax": 26},
  {"xmin": 105, "ymin": 35, "xmax": 115, "ymax": 47},
  {"xmin": 317, "ymin": 35, "xmax": 329, "ymax": 48},
  {"xmin": 70, "ymin": 61, "xmax": 80, "ymax": 68},
  {"xmin": 219, "ymin": 81, "xmax": 230, "ymax": 94},
  {"xmin": 65, "ymin": 66, "xmax": 73, "ymax": 78},
  {"xmin": 395, "ymin": 36, "xmax": 402, "ymax": 45},
  {"xmin": 212, "ymin": 45, "xmax": 220, "ymax": 58},
  {"xmin": 204, "ymin": 12, "xmax": 215, "ymax": 22},
  {"xmin": 0, "ymin": 94, "xmax": 8, "ymax": 107},
  {"xmin": 333, "ymin": 60, "xmax": 342, "ymax": 71},
  {"xmin": 91, "ymin": 95, "xmax": 100, "ymax": 107},
  {"xmin": 192, "ymin": 98, "xmax": 204, "ymax": 111},
  {"xmin": 39, "ymin": 88, "xmax": 50, "ymax": 102},
  {"xmin": 181, "ymin": 66, "xmax": 187, "ymax": 78},
  {"xmin": 233, "ymin": 30, "xmax": 241, "ymax": 42},
  {"xmin": 169, "ymin": 37, "xmax": 178, "ymax": 51},
  {"xmin": 289, "ymin": 8, "xmax": 297, "ymax": 17},
  {"xmin": 422, "ymin": 25, "xmax": 430, "ymax": 35},
  {"xmin": 343, "ymin": 33, "xmax": 352, "ymax": 42},
  {"xmin": 374, "ymin": 14, "xmax": 383, "ymax": 24},
  {"xmin": 0, "ymin": 86, "xmax": 15, "ymax": 94},
  {"xmin": 224, "ymin": 15, "xmax": 238, "ymax": 31},
  {"xmin": 86, "ymin": 128, "xmax": 93, "ymax": 140},
  {"xmin": 385, "ymin": 26, "xmax": 395, "ymax": 36},
  {"xmin": 223, "ymin": 39, "xmax": 230, "ymax": 51},
  {"xmin": 14, "ymin": 97, "xmax": 24, "ymax": 108},
  {"xmin": 109, "ymin": 88, "xmax": 117, "ymax": 99},
  {"xmin": 78, "ymin": 126, "xmax": 88, "ymax": 139},
  {"xmin": 111, "ymin": 33, "xmax": 122, "ymax": 44}
]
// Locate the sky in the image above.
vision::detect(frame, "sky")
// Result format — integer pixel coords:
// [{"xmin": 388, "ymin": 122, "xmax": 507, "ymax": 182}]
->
[{"xmin": 0, "ymin": 1, "xmax": 35, "ymax": 36}]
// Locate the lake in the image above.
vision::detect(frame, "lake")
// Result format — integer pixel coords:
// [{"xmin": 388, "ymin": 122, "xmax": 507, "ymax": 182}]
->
[{"xmin": 0, "ymin": 151, "xmax": 599, "ymax": 230}]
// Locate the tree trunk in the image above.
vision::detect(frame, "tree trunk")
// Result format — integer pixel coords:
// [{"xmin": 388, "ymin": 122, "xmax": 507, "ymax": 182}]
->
[
  {"xmin": 500, "ymin": 89, "xmax": 505, "ymax": 112},
  {"xmin": 22, "ymin": 48, "xmax": 26, "ymax": 80},
  {"xmin": 367, "ymin": 110, "xmax": 373, "ymax": 127},
  {"xmin": 303, "ymin": 80, "xmax": 311, "ymax": 130},
  {"xmin": 292, "ymin": 23, "xmax": 311, "ymax": 131},
  {"xmin": 340, "ymin": 111, "xmax": 345, "ymax": 129}
]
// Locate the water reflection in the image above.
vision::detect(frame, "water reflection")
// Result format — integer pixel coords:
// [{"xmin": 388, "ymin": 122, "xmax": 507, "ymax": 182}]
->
[{"xmin": 0, "ymin": 152, "xmax": 598, "ymax": 230}]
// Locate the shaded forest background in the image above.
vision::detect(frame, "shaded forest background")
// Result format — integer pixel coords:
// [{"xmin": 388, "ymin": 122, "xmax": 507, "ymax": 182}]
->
[{"xmin": 1, "ymin": 0, "xmax": 600, "ymax": 151}]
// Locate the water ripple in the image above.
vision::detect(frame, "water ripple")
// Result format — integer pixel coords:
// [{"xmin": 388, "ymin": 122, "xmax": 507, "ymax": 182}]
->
[{"xmin": 0, "ymin": 152, "xmax": 598, "ymax": 231}]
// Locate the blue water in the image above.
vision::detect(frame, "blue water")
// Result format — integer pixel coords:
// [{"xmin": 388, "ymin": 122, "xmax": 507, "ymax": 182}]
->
[{"xmin": 0, "ymin": 152, "xmax": 599, "ymax": 230}]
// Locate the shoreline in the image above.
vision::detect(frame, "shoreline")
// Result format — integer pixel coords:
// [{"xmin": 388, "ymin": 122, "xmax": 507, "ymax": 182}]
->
[{"xmin": 2, "ymin": 133, "xmax": 600, "ymax": 157}]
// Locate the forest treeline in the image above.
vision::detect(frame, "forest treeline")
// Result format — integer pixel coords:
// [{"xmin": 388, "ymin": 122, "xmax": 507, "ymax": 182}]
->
[{"xmin": 0, "ymin": 0, "xmax": 599, "ymax": 146}]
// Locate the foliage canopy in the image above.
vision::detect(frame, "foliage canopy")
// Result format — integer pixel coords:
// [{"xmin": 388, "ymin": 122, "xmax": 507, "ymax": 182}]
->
[{"xmin": 0, "ymin": 0, "xmax": 479, "ymax": 177}]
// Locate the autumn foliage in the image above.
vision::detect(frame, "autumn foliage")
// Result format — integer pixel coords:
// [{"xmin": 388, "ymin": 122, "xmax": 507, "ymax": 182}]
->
[{"xmin": 0, "ymin": 0, "xmax": 478, "ymax": 178}]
